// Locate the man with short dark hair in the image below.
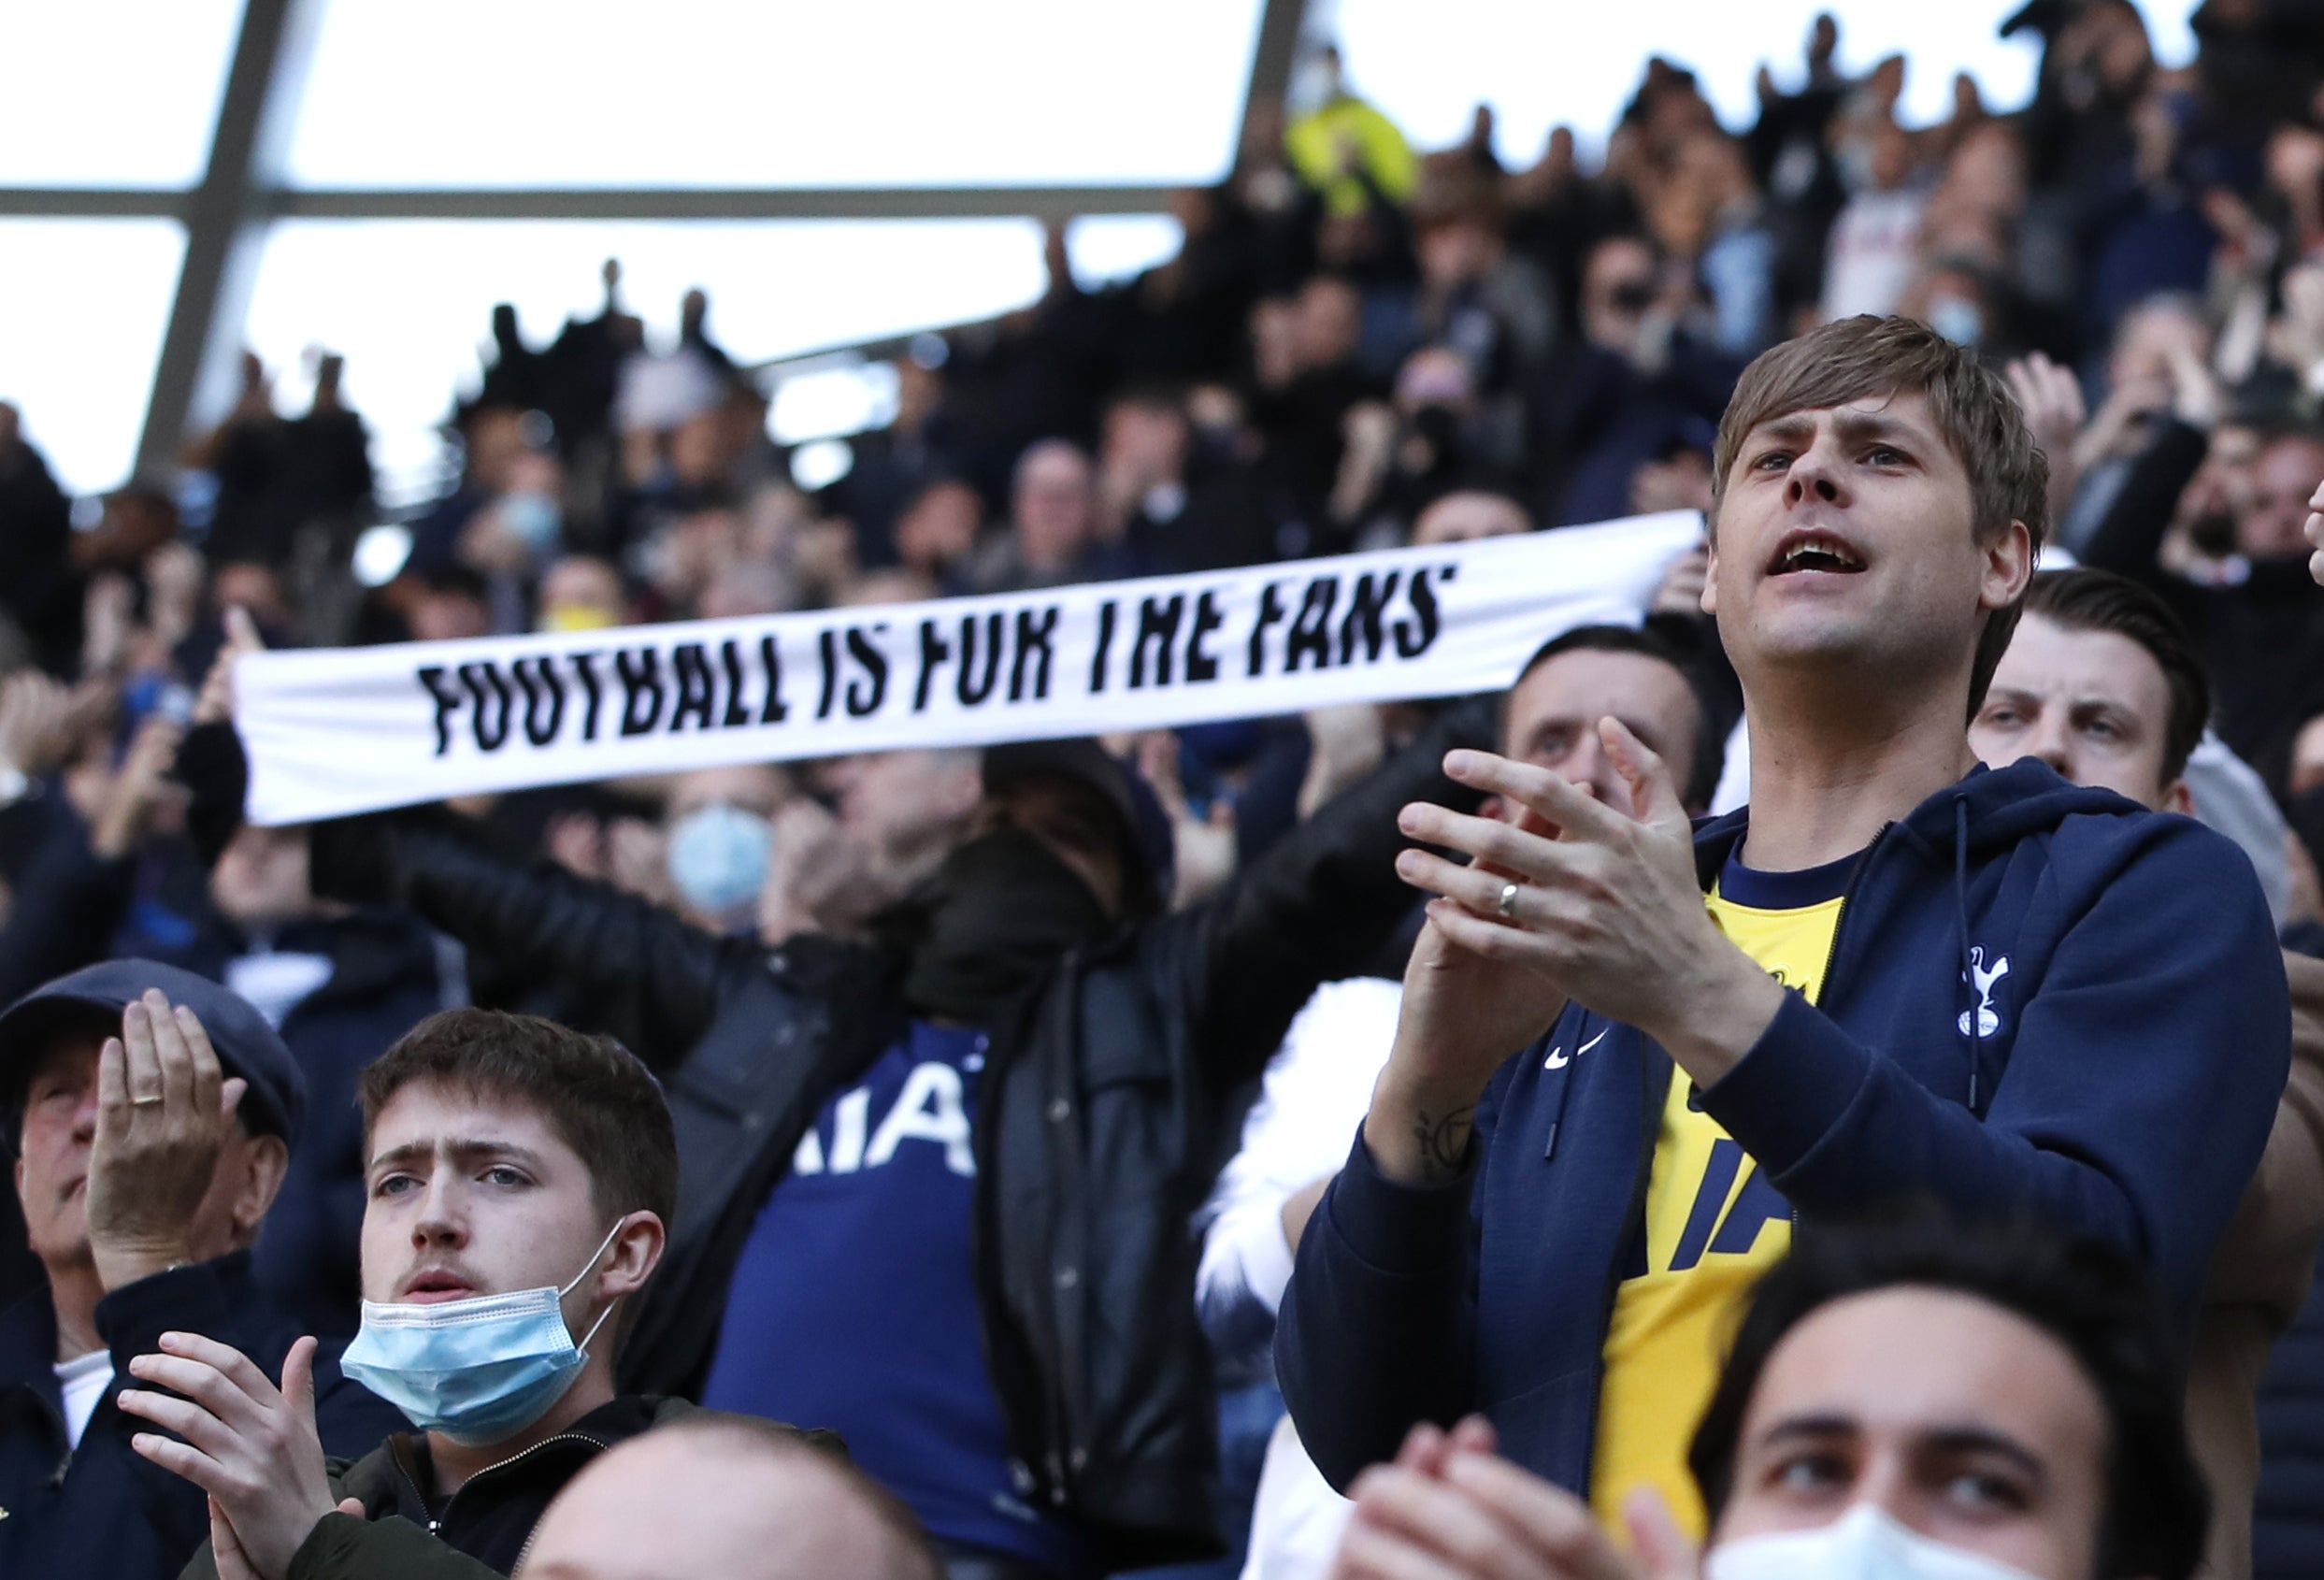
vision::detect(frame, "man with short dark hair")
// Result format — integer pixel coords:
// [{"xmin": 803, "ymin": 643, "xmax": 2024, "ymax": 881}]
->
[
  {"xmin": 140, "ymin": 1008, "xmax": 822, "ymax": 1580},
  {"xmin": 1327, "ymin": 1216, "xmax": 2209, "ymax": 1580},
  {"xmin": 1282, "ymin": 315, "xmax": 2288, "ymax": 1536},
  {"xmin": 1973, "ymin": 566, "xmax": 2324, "ymax": 1580},
  {"xmin": 0, "ymin": 960, "xmax": 401, "ymax": 1580}
]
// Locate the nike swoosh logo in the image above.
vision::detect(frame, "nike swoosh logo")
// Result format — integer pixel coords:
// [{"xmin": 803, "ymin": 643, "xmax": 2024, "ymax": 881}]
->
[{"xmin": 1544, "ymin": 1027, "xmax": 1609, "ymax": 1070}]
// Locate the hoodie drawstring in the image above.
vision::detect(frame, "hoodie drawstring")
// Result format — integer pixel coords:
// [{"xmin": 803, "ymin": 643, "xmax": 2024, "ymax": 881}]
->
[{"xmin": 1954, "ymin": 796, "xmax": 1979, "ymax": 1112}]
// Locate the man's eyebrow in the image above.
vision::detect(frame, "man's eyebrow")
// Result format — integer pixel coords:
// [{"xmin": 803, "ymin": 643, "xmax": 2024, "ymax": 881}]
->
[
  {"xmin": 1757, "ymin": 1411, "xmax": 1857, "ymax": 1447},
  {"xmin": 1914, "ymin": 1424, "xmax": 2049, "ymax": 1483},
  {"xmin": 365, "ymin": 1138, "xmax": 552, "ymax": 1174}
]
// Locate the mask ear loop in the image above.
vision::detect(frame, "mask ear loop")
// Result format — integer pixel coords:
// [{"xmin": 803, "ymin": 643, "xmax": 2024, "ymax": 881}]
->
[{"xmin": 560, "ymin": 1218, "xmax": 632, "ymax": 1357}]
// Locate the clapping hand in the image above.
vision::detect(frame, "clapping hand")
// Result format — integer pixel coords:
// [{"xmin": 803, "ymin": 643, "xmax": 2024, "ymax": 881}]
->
[
  {"xmin": 1330, "ymin": 1416, "xmax": 1700, "ymax": 1580},
  {"xmin": 121, "ymin": 1333, "xmax": 365, "ymax": 1580}
]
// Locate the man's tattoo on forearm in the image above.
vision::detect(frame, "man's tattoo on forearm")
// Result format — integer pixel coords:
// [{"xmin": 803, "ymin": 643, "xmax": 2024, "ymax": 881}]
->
[{"xmin": 1411, "ymin": 1107, "xmax": 1475, "ymax": 1184}]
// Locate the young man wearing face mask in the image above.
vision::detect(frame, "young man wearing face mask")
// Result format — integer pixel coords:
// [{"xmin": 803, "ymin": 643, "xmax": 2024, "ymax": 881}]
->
[
  {"xmin": 1278, "ymin": 316, "xmax": 2288, "ymax": 1540},
  {"xmin": 250, "ymin": 684, "xmax": 1494, "ymax": 1574},
  {"xmin": 1970, "ymin": 567, "xmax": 2324, "ymax": 1580},
  {"xmin": 145, "ymin": 1008, "xmax": 826, "ymax": 1579},
  {"xmin": 1324, "ymin": 1215, "xmax": 2209, "ymax": 1580}
]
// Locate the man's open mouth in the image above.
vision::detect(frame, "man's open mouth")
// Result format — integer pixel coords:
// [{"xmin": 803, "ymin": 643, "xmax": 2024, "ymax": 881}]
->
[{"xmin": 1767, "ymin": 529, "xmax": 1867, "ymax": 576}]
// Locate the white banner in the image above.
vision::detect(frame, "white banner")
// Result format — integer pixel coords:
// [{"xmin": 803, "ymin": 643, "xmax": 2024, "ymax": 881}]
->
[{"xmin": 237, "ymin": 511, "xmax": 1702, "ymax": 826}]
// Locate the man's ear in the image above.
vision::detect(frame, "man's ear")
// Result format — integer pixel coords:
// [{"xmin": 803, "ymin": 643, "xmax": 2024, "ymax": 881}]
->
[
  {"xmin": 1700, "ymin": 532, "xmax": 1720, "ymax": 617},
  {"xmin": 1979, "ymin": 520, "xmax": 2035, "ymax": 611},
  {"xmin": 232, "ymin": 1133, "xmax": 291, "ymax": 1242},
  {"xmin": 2163, "ymin": 778, "xmax": 2195, "ymax": 816},
  {"xmin": 604, "ymin": 1211, "xmax": 667, "ymax": 1301}
]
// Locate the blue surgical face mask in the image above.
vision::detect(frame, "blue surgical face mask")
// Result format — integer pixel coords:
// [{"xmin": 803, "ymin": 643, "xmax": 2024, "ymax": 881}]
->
[
  {"xmin": 498, "ymin": 489, "xmax": 563, "ymax": 558},
  {"xmin": 339, "ymin": 1221, "xmax": 624, "ymax": 1447},
  {"xmin": 667, "ymin": 801, "xmax": 773, "ymax": 921},
  {"xmin": 1925, "ymin": 294, "xmax": 1985, "ymax": 350}
]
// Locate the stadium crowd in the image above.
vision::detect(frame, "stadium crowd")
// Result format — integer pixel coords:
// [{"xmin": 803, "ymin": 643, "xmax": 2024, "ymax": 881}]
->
[{"xmin": 7, "ymin": 4, "xmax": 2324, "ymax": 1578}]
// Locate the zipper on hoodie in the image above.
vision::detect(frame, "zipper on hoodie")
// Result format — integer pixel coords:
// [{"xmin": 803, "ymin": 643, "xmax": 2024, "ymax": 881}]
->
[{"xmin": 397, "ymin": 1430, "xmax": 607, "ymax": 1538}]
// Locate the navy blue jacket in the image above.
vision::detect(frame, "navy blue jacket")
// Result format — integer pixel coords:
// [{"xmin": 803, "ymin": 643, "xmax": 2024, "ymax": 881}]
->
[
  {"xmin": 1278, "ymin": 761, "xmax": 2291, "ymax": 1494},
  {"xmin": 0, "ymin": 1253, "xmax": 406, "ymax": 1580}
]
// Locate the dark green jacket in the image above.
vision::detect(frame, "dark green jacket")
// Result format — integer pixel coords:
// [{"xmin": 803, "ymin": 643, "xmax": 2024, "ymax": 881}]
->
[{"xmin": 181, "ymin": 1395, "xmax": 827, "ymax": 1579}]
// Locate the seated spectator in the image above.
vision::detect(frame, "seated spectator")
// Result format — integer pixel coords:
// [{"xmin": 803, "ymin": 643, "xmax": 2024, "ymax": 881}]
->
[
  {"xmin": 1280, "ymin": 317, "xmax": 2286, "ymax": 1541},
  {"xmin": 964, "ymin": 439, "xmax": 1137, "ymax": 593},
  {"xmin": 146, "ymin": 1008, "xmax": 825, "ymax": 1579},
  {"xmin": 1972, "ymin": 567, "xmax": 2324, "ymax": 1579},
  {"xmin": 0, "ymin": 962, "xmax": 402, "ymax": 1580},
  {"xmin": 1326, "ymin": 1215, "xmax": 2207, "ymax": 1580},
  {"xmin": 515, "ymin": 1415, "xmax": 939, "ymax": 1580}
]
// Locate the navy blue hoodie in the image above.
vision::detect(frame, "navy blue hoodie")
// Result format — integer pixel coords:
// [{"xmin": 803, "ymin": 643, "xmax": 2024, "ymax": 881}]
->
[{"xmin": 1277, "ymin": 760, "xmax": 2291, "ymax": 1496}]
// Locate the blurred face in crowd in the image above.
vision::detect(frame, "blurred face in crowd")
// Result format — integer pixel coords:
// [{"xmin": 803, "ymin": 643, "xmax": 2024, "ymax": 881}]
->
[
  {"xmin": 538, "ymin": 555, "xmax": 626, "ymax": 632},
  {"xmin": 1011, "ymin": 443, "xmax": 1095, "ymax": 573},
  {"xmin": 1499, "ymin": 646, "xmax": 1701, "ymax": 819},
  {"xmin": 361, "ymin": 1079, "xmax": 646, "ymax": 1319},
  {"xmin": 1101, "ymin": 400, "xmax": 1190, "ymax": 492},
  {"xmin": 668, "ymin": 764, "xmax": 785, "ymax": 826},
  {"xmin": 1581, "ymin": 237, "xmax": 1659, "ymax": 358},
  {"xmin": 1292, "ymin": 278, "xmax": 1363, "ymax": 372},
  {"xmin": 967, "ymin": 774, "xmax": 1126, "ymax": 919},
  {"xmin": 409, "ymin": 584, "xmax": 492, "ymax": 643},
  {"xmin": 833, "ymin": 750, "xmax": 983, "ymax": 882},
  {"xmin": 17, "ymin": 1026, "xmax": 279, "ymax": 1277},
  {"xmin": 2237, "ymin": 434, "xmax": 2324, "ymax": 559},
  {"xmin": 465, "ymin": 408, "xmax": 533, "ymax": 495},
  {"xmin": 211, "ymin": 822, "xmax": 323, "ymax": 929},
  {"xmin": 2107, "ymin": 299, "xmax": 2210, "ymax": 393},
  {"xmin": 1704, "ymin": 391, "xmax": 2030, "ymax": 706},
  {"xmin": 1711, "ymin": 1287, "xmax": 2111, "ymax": 1580},
  {"xmin": 1417, "ymin": 214, "xmax": 1502, "ymax": 294},
  {"xmin": 212, "ymin": 562, "xmax": 293, "ymax": 631},
  {"xmin": 517, "ymin": 1429, "xmax": 936, "ymax": 1580},
  {"xmin": 1413, "ymin": 491, "xmax": 1529, "ymax": 546},
  {"xmin": 895, "ymin": 481, "xmax": 982, "ymax": 575},
  {"xmin": 1972, "ymin": 612, "xmax": 2189, "ymax": 812}
]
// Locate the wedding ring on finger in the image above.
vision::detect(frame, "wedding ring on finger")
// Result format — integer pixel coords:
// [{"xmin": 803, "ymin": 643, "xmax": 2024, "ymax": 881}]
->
[
  {"xmin": 1496, "ymin": 881, "xmax": 1522, "ymax": 920},
  {"xmin": 131, "ymin": 1095, "xmax": 164, "ymax": 1107}
]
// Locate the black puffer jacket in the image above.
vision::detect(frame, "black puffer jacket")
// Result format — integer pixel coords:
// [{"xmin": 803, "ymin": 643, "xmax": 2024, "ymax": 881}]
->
[{"xmin": 307, "ymin": 707, "xmax": 1488, "ymax": 1570}]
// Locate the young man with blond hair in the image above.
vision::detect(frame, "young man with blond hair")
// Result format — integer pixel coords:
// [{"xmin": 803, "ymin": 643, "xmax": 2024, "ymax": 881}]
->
[{"xmin": 1279, "ymin": 316, "xmax": 2291, "ymax": 1536}]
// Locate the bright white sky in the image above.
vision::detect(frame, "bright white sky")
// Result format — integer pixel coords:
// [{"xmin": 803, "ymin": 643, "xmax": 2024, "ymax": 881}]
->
[{"xmin": 0, "ymin": 0, "xmax": 2203, "ymax": 500}]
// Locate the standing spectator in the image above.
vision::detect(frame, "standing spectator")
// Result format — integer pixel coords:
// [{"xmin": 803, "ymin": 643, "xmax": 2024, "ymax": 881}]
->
[
  {"xmin": 1279, "ymin": 316, "xmax": 2286, "ymax": 1539},
  {"xmin": 1972, "ymin": 567, "xmax": 2324, "ymax": 1580},
  {"xmin": 265, "ymin": 700, "xmax": 1496, "ymax": 1573}
]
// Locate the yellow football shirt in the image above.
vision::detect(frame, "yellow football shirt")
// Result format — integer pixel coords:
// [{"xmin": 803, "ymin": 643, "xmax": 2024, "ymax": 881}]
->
[{"xmin": 1586, "ymin": 854, "xmax": 1854, "ymax": 1538}]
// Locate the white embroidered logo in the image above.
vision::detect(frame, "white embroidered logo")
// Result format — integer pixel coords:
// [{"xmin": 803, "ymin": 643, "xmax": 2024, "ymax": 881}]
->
[
  {"xmin": 1544, "ymin": 1027, "xmax": 1610, "ymax": 1070},
  {"xmin": 1958, "ymin": 947, "xmax": 2011, "ymax": 1039}
]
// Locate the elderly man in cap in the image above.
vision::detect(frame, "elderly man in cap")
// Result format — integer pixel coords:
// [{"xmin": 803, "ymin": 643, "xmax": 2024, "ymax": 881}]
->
[{"xmin": 0, "ymin": 960, "xmax": 403, "ymax": 1580}]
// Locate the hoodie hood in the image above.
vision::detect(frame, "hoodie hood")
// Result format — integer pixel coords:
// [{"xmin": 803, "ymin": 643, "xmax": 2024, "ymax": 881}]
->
[{"xmin": 1689, "ymin": 758, "xmax": 2150, "ymax": 886}]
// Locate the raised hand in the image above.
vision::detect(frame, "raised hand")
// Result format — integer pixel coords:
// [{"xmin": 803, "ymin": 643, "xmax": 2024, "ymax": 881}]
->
[{"xmin": 84, "ymin": 991, "xmax": 247, "ymax": 1291}]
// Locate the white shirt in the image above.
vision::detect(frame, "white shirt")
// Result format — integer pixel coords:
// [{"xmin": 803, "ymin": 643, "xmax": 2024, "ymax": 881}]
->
[
  {"xmin": 1196, "ymin": 979, "xmax": 1400, "ymax": 1580},
  {"xmin": 1195, "ymin": 977, "xmax": 1403, "ymax": 1353},
  {"xmin": 54, "ymin": 1349, "xmax": 113, "ymax": 1450}
]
